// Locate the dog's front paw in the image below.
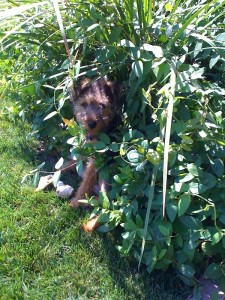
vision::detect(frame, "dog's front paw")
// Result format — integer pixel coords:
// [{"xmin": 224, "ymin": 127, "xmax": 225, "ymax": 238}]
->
[
  {"xmin": 69, "ymin": 197, "xmax": 80, "ymax": 208},
  {"xmin": 69, "ymin": 196, "xmax": 90, "ymax": 208}
]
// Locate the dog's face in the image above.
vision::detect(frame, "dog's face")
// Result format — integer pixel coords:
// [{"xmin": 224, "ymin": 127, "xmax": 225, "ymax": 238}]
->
[{"xmin": 71, "ymin": 78, "xmax": 121, "ymax": 139}]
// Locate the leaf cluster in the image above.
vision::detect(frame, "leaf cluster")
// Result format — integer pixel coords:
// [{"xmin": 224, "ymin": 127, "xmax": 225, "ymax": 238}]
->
[{"xmin": 2, "ymin": 0, "xmax": 225, "ymax": 291}]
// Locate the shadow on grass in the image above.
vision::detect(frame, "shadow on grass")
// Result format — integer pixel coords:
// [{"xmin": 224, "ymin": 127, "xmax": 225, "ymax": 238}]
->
[{"xmin": 93, "ymin": 229, "xmax": 192, "ymax": 300}]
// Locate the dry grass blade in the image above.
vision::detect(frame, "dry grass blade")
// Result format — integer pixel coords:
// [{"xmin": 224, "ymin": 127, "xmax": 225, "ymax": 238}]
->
[
  {"xmin": 52, "ymin": 0, "xmax": 74, "ymax": 67},
  {"xmin": 138, "ymin": 164, "xmax": 159, "ymax": 271},
  {"xmin": 0, "ymin": 1, "xmax": 48, "ymax": 20},
  {"xmin": 162, "ymin": 57, "xmax": 176, "ymax": 218}
]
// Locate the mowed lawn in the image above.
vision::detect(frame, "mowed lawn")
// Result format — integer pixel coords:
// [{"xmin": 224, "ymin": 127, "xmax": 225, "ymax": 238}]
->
[{"xmin": 0, "ymin": 103, "xmax": 191, "ymax": 299}]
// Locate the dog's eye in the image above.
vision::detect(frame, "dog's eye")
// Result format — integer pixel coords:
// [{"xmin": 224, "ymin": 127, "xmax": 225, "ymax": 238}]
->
[
  {"xmin": 81, "ymin": 103, "xmax": 88, "ymax": 108},
  {"xmin": 99, "ymin": 103, "xmax": 106, "ymax": 109}
]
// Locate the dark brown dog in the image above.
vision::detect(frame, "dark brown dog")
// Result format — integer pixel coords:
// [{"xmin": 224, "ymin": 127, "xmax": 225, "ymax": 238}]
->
[{"xmin": 69, "ymin": 77, "xmax": 122, "ymax": 208}]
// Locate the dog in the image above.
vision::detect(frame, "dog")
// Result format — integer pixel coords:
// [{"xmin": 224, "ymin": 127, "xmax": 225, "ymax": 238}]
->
[{"xmin": 68, "ymin": 77, "xmax": 122, "ymax": 209}]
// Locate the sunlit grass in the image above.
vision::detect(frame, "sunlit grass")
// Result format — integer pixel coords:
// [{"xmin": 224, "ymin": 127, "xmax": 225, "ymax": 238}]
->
[{"xmin": 0, "ymin": 104, "xmax": 191, "ymax": 299}]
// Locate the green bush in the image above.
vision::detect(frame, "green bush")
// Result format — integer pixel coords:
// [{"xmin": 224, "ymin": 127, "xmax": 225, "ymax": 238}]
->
[{"xmin": 2, "ymin": 0, "xmax": 225, "ymax": 289}]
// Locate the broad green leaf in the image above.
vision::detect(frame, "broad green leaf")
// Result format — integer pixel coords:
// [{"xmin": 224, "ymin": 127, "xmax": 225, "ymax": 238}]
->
[
  {"xmin": 219, "ymin": 214, "xmax": 225, "ymax": 225},
  {"xmin": 164, "ymin": 3, "xmax": 172, "ymax": 12},
  {"xmin": 179, "ymin": 173, "xmax": 194, "ymax": 183},
  {"xmin": 52, "ymin": 170, "xmax": 61, "ymax": 187},
  {"xmin": 187, "ymin": 164, "xmax": 201, "ymax": 177},
  {"xmin": 43, "ymin": 111, "xmax": 58, "ymax": 121},
  {"xmin": 95, "ymin": 141, "xmax": 108, "ymax": 151},
  {"xmin": 216, "ymin": 33, "xmax": 225, "ymax": 43},
  {"xmin": 166, "ymin": 200, "xmax": 177, "ymax": 222},
  {"xmin": 99, "ymin": 132, "xmax": 111, "ymax": 145},
  {"xmin": 33, "ymin": 171, "xmax": 40, "ymax": 187},
  {"xmin": 37, "ymin": 162, "xmax": 45, "ymax": 170},
  {"xmin": 178, "ymin": 194, "xmax": 191, "ymax": 217},
  {"xmin": 136, "ymin": 215, "xmax": 144, "ymax": 228},
  {"xmin": 127, "ymin": 150, "xmax": 142, "ymax": 164},
  {"xmin": 190, "ymin": 68, "xmax": 205, "ymax": 80},
  {"xmin": 179, "ymin": 264, "xmax": 196, "ymax": 278},
  {"xmin": 133, "ymin": 60, "xmax": 143, "ymax": 77},
  {"xmin": 180, "ymin": 135, "xmax": 194, "ymax": 145},
  {"xmin": 87, "ymin": 23, "xmax": 100, "ymax": 32},
  {"xmin": 141, "ymin": 44, "xmax": 163, "ymax": 58},
  {"xmin": 210, "ymin": 158, "xmax": 224, "ymax": 177},
  {"xmin": 183, "ymin": 242, "xmax": 195, "ymax": 261},
  {"xmin": 108, "ymin": 27, "xmax": 121, "ymax": 43},
  {"xmin": 158, "ymin": 222, "xmax": 172, "ymax": 236},
  {"xmin": 55, "ymin": 157, "xmax": 64, "ymax": 170},
  {"xmin": 99, "ymin": 192, "xmax": 110, "ymax": 209},
  {"xmin": 204, "ymin": 263, "xmax": 223, "ymax": 279},
  {"xmin": 124, "ymin": 218, "xmax": 138, "ymax": 231},
  {"xmin": 209, "ymin": 54, "xmax": 220, "ymax": 69},
  {"xmin": 211, "ymin": 231, "xmax": 222, "ymax": 245},
  {"xmin": 119, "ymin": 39, "xmax": 135, "ymax": 47},
  {"xmin": 180, "ymin": 216, "xmax": 202, "ymax": 230},
  {"xmin": 146, "ymin": 149, "xmax": 160, "ymax": 165},
  {"xmin": 189, "ymin": 182, "xmax": 201, "ymax": 194}
]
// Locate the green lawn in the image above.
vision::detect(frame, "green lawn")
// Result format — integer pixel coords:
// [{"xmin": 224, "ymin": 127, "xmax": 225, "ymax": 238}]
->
[{"xmin": 0, "ymin": 104, "xmax": 191, "ymax": 299}]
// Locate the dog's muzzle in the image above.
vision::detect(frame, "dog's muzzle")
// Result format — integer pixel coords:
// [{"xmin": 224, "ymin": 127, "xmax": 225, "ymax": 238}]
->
[{"xmin": 88, "ymin": 120, "xmax": 97, "ymax": 129}]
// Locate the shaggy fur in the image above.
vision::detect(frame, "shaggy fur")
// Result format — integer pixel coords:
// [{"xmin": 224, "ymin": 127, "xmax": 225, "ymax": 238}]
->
[{"xmin": 69, "ymin": 77, "xmax": 122, "ymax": 207}]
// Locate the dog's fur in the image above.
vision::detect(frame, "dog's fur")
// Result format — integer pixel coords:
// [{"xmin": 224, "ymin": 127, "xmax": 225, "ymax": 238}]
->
[{"xmin": 69, "ymin": 77, "xmax": 122, "ymax": 207}]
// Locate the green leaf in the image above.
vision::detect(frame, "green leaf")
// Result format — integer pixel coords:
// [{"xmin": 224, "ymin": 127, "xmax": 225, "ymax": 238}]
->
[
  {"xmin": 119, "ymin": 39, "xmax": 135, "ymax": 47},
  {"xmin": 52, "ymin": 170, "xmax": 61, "ymax": 187},
  {"xmin": 166, "ymin": 200, "xmax": 177, "ymax": 222},
  {"xmin": 99, "ymin": 191, "xmax": 110, "ymax": 209},
  {"xmin": 146, "ymin": 149, "xmax": 161, "ymax": 165},
  {"xmin": 133, "ymin": 60, "xmax": 143, "ymax": 77},
  {"xmin": 87, "ymin": 23, "xmax": 100, "ymax": 32},
  {"xmin": 187, "ymin": 164, "xmax": 201, "ymax": 177},
  {"xmin": 94, "ymin": 141, "xmax": 108, "ymax": 152},
  {"xmin": 123, "ymin": 219, "xmax": 138, "ymax": 231},
  {"xmin": 209, "ymin": 54, "xmax": 220, "ymax": 69},
  {"xmin": 179, "ymin": 173, "xmax": 194, "ymax": 183},
  {"xmin": 216, "ymin": 32, "xmax": 225, "ymax": 43},
  {"xmin": 210, "ymin": 158, "xmax": 224, "ymax": 177},
  {"xmin": 37, "ymin": 162, "xmax": 45, "ymax": 170},
  {"xmin": 180, "ymin": 135, "xmax": 194, "ymax": 145},
  {"xmin": 158, "ymin": 222, "xmax": 172, "ymax": 236},
  {"xmin": 178, "ymin": 194, "xmax": 191, "ymax": 217},
  {"xmin": 178, "ymin": 264, "xmax": 196, "ymax": 278},
  {"xmin": 189, "ymin": 182, "xmax": 201, "ymax": 194},
  {"xmin": 33, "ymin": 171, "xmax": 40, "ymax": 187},
  {"xmin": 99, "ymin": 132, "xmax": 111, "ymax": 145},
  {"xmin": 180, "ymin": 216, "xmax": 202, "ymax": 230},
  {"xmin": 43, "ymin": 111, "xmax": 58, "ymax": 121},
  {"xmin": 108, "ymin": 27, "xmax": 121, "ymax": 43},
  {"xmin": 211, "ymin": 231, "xmax": 222, "ymax": 246},
  {"xmin": 108, "ymin": 142, "xmax": 119, "ymax": 152},
  {"xmin": 127, "ymin": 150, "xmax": 142, "ymax": 164},
  {"xmin": 204, "ymin": 263, "xmax": 222, "ymax": 279},
  {"xmin": 141, "ymin": 44, "xmax": 163, "ymax": 58},
  {"xmin": 55, "ymin": 157, "xmax": 64, "ymax": 170},
  {"xmin": 164, "ymin": 3, "xmax": 172, "ymax": 12}
]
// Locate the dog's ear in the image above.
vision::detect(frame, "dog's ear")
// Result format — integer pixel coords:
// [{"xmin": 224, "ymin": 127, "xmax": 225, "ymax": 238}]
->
[
  {"xmin": 79, "ymin": 78, "xmax": 91, "ymax": 91},
  {"xmin": 68, "ymin": 78, "xmax": 92, "ymax": 114},
  {"xmin": 69, "ymin": 78, "xmax": 91, "ymax": 100},
  {"xmin": 105, "ymin": 80, "xmax": 124, "ymax": 104}
]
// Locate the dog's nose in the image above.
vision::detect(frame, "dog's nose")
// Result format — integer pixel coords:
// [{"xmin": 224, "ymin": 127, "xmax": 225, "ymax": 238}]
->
[{"xmin": 88, "ymin": 120, "xmax": 97, "ymax": 129}]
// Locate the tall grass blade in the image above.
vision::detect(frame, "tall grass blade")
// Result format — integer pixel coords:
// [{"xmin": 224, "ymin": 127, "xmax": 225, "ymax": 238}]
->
[{"xmin": 167, "ymin": 2, "xmax": 211, "ymax": 50}]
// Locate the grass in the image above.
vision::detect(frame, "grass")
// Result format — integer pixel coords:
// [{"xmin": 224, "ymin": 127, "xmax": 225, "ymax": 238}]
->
[{"xmin": 0, "ymin": 103, "xmax": 191, "ymax": 299}]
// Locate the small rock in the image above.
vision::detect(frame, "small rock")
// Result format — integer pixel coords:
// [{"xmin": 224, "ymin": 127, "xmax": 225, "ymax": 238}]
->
[{"xmin": 56, "ymin": 181, "xmax": 74, "ymax": 199}]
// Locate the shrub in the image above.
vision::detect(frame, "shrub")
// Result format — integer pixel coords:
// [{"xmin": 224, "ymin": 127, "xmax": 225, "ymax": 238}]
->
[{"xmin": 2, "ymin": 0, "xmax": 225, "ymax": 289}]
